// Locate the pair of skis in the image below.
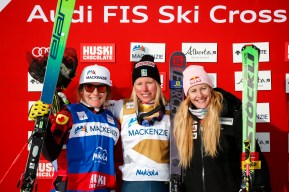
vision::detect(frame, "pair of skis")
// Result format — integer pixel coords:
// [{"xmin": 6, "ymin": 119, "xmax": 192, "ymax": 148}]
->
[
  {"xmin": 240, "ymin": 44, "xmax": 261, "ymax": 192},
  {"xmin": 19, "ymin": 0, "xmax": 75, "ymax": 191},
  {"xmin": 169, "ymin": 52, "xmax": 186, "ymax": 192}
]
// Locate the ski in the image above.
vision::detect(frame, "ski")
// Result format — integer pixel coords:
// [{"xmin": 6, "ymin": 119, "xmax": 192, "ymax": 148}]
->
[
  {"xmin": 240, "ymin": 44, "xmax": 261, "ymax": 191},
  {"xmin": 169, "ymin": 52, "xmax": 186, "ymax": 192},
  {"xmin": 19, "ymin": 0, "xmax": 75, "ymax": 191}
]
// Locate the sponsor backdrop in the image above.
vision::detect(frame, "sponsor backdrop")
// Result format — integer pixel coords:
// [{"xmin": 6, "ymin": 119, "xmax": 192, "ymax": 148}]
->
[{"xmin": 0, "ymin": 0, "xmax": 289, "ymax": 191}]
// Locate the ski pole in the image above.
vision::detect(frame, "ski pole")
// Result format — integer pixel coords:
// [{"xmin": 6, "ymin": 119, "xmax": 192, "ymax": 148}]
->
[{"xmin": 0, "ymin": 142, "xmax": 28, "ymax": 185}]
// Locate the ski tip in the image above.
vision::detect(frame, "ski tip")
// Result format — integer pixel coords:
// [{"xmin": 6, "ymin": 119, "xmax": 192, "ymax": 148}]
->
[
  {"xmin": 171, "ymin": 51, "xmax": 185, "ymax": 56},
  {"xmin": 241, "ymin": 44, "xmax": 260, "ymax": 52},
  {"xmin": 241, "ymin": 44, "xmax": 253, "ymax": 51}
]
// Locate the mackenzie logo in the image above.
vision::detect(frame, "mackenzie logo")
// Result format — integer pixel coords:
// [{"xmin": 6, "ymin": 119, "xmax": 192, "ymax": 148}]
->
[
  {"xmin": 128, "ymin": 117, "xmax": 138, "ymax": 127},
  {"xmin": 74, "ymin": 125, "xmax": 88, "ymax": 134},
  {"xmin": 130, "ymin": 42, "xmax": 165, "ymax": 62},
  {"xmin": 87, "ymin": 70, "xmax": 96, "ymax": 75},
  {"xmin": 85, "ymin": 70, "xmax": 107, "ymax": 80},
  {"xmin": 132, "ymin": 45, "xmax": 146, "ymax": 52}
]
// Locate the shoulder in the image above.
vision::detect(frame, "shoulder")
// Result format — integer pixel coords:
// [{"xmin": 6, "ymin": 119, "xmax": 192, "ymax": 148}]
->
[
  {"xmin": 106, "ymin": 99, "xmax": 125, "ymax": 120},
  {"xmin": 57, "ymin": 105, "xmax": 71, "ymax": 116},
  {"xmin": 66, "ymin": 103, "xmax": 82, "ymax": 110},
  {"xmin": 214, "ymin": 88, "xmax": 243, "ymax": 136},
  {"xmin": 107, "ymin": 99, "xmax": 124, "ymax": 109},
  {"xmin": 103, "ymin": 109, "xmax": 120, "ymax": 126},
  {"xmin": 214, "ymin": 87, "xmax": 242, "ymax": 113}
]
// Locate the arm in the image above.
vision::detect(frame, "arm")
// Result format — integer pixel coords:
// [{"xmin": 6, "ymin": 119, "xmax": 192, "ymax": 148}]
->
[
  {"xmin": 114, "ymin": 122, "xmax": 123, "ymax": 192},
  {"xmin": 42, "ymin": 106, "xmax": 72, "ymax": 161}
]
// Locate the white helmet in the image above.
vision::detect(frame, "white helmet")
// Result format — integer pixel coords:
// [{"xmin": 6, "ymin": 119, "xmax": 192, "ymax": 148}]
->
[{"xmin": 79, "ymin": 64, "xmax": 112, "ymax": 86}]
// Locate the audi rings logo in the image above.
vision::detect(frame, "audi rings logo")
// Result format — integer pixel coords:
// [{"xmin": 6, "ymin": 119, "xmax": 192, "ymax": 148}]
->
[{"xmin": 32, "ymin": 47, "xmax": 49, "ymax": 57}]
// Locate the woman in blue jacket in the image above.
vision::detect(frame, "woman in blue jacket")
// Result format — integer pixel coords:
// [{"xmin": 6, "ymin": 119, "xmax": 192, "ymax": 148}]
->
[{"xmin": 30, "ymin": 64, "xmax": 120, "ymax": 192}]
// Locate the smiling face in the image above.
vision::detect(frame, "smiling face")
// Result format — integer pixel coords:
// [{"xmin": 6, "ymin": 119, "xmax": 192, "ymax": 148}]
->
[
  {"xmin": 80, "ymin": 83, "xmax": 108, "ymax": 108},
  {"xmin": 187, "ymin": 84, "xmax": 212, "ymax": 109},
  {"xmin": 134, "ymin": 77, "xmax": 157, "ymax": 103}
]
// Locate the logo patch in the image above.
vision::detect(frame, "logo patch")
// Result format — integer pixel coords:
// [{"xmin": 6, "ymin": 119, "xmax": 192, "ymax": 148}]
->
[
  {"xmin": 220, "ymin": 117, "xmax": 234, "ymax": 125},
  {"xmin": 92, "ymin": 146, "xmax": 108, "ymax": 164},
  {"xmin": 192, "ymin": 121, "xmax": 198, "ymax": 139},
  {"xmin": 77, "ymin": 111, "xmax": 88, "ymax": 120},
  {"xmin": 56, "ymin": 114, "xmax": 69, "ymax": 125},
  {"xmin": 141, "ymin": 69, "xmax": 148, "ymax": 77},
  {"xmin": 107, "ymin": 114, "xmax": 115, "ymax": 125},
  {"xmin": 126, "ymin": 102, "xmax": 134, "ymax": 109},
  {"xmin": 74, "ymin": 125, "xmax": 88, "ymax": 134}
]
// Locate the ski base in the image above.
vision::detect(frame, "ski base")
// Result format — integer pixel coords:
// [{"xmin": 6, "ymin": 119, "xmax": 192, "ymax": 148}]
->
[{"xmin": 169, "ymin": 52, "xmax": 186, "ymax": 192}]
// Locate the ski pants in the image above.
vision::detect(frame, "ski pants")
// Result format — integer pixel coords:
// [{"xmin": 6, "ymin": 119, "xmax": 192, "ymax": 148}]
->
[{"xmin": 121, "ymin": 180, "xmax": 169, "ymax": 192}]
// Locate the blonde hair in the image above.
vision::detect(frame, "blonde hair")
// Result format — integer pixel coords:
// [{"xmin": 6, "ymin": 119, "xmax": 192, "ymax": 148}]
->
[
  {"xmin": 130, "ymin": 81, "xmax": 167, "ymax": 110},
  {"xmin": 173, "ymin": 90, "xmax": 223, "ymax": 168}
]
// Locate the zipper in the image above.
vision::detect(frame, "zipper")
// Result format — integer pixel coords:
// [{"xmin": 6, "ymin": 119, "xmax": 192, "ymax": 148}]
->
[{"xmin": 199, "ymin": 120, "xmax": 206, "ymax": 192}]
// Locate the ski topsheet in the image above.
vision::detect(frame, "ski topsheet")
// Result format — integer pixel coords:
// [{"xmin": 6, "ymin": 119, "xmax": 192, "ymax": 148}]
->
[
  {"xmin": 41, "ymin": 0, "xmax": 75, "ymax": 103},
  {"xmin": 169, "ymin": 52, "xmax": 186, "ymax": 192},
  {"xmin": 20, "ymin": 1, "xmax": 75, "ymax": 191},
  {"xmin": 240, "ymin": 44, "xmax": 261, "ymax": 191}
]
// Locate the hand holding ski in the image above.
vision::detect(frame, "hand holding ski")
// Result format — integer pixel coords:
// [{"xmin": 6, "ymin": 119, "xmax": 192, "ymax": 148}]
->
[
  {"xmin": 28, "ymin": 101, "xmax": 50, "ymax": 120},
  {"xmin": 18, "ymin": 0, "xmax": 75, "ymax": 191}
]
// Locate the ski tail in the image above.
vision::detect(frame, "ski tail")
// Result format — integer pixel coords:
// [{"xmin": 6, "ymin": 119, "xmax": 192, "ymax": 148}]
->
[
  {"xmin": 19, "ymin": 1, "xmax": 75, "ymax": 191},
  {"xmin": 169, "ymin": 52, "xmax": 186, "ymax": 192},
  {"xmin": 240, "ymin": 44, "xmax": 261, "ymax": 191}
]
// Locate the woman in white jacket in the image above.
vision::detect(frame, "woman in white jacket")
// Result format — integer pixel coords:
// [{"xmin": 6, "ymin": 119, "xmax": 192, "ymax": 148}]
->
[{"xmin": 108, "ymin": 55, "xmax": 170, "ymax": 192}]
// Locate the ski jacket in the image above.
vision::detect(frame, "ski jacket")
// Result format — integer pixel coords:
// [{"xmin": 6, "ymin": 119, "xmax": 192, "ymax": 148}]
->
[
  {"xmin": 42, "ymin": 103, "xmax": 120, "ymax": 192},
  {"xmin": 182, "ymin": 88, "xmax": 271, "ymax": 192},
  {"xmin": 108, "ymin": 99, "xmax": 170, "ymax": 182}
]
